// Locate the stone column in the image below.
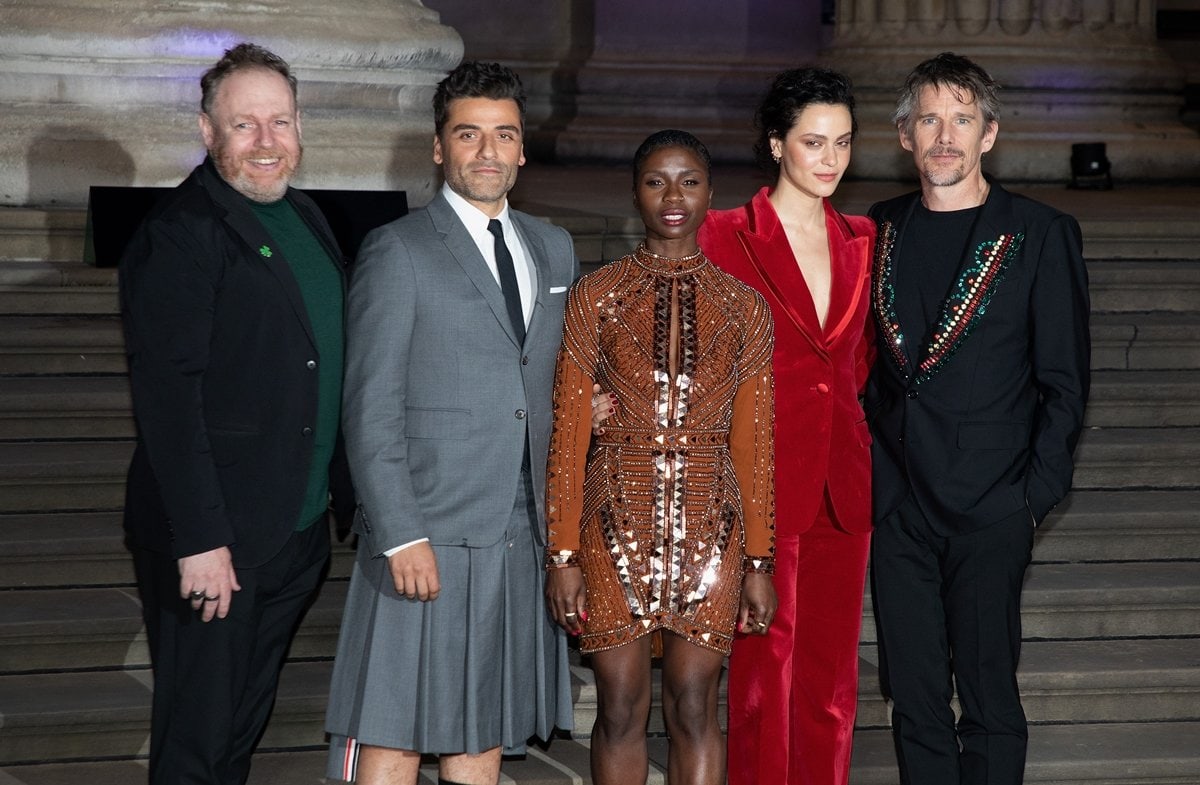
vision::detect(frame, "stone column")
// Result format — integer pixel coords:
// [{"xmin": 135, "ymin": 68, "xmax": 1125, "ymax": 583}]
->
[
  {"xmin": 826, "ymin": 0, "xmax": 1200, "ymax": 181},
  {"xmin": 0, "ymin": 0, "xmax": 463, "ymax": 207}
]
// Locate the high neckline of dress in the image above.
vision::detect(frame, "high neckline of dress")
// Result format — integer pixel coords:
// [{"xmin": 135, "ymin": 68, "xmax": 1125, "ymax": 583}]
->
[{"xmin": 631, "ymin": 243, "xmax": 708, "ymax": 277}]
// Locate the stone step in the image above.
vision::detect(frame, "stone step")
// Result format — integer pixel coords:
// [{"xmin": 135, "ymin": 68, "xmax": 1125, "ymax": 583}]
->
[
  {"xmin": 1072, "ymin": 427, "xmax": 1200, "ymax": 490},
  {"xmin": 0, "ymin": 208, "xmax": 86, "ymax": 264},
  {"xmin": 1086, "ymin": 369, "xmax": 1200, "ymax": 428},
  {"xmin": 0, "ymin": 315, "xmax": 126, "ymax": 374},
  {"xmin": 0, "ymin": 376, "xmax": 133, "ymax": 440},
  {"xmin": 0, "ymin": 440, "xmax": 132, "ymax": 513},
  {"xmin": 1033, "ymin": 490, "xmax": 1200, "ymax": 562},
  {"xmin": 0, "ymin": 726, "xmax": 1197, "ymax": 785},
  {"xmin": 0, "ymin": 511, "xmax": 131, "ymax": 588},
  {"xmin": 1091, "ymin": 311, "xmax": 1200, "ymax": 371},
  {"xmin": 0, "ymin": 511, "xmax": 355, "ymax": 589},
  {"xmin": 1088, "ymin": 259, "xmax": 1200, "ymax": 314},
  {"xmin": 1019, "ymin": 562, "xmax": 1200, "ymax": 640},
  {"xmin": 847, "ymin": 723, "xmax": 1200, "ymax": 785},
  {"xmin": 0, "ymin": 261, "xmax": 119, "ymax": 315}
]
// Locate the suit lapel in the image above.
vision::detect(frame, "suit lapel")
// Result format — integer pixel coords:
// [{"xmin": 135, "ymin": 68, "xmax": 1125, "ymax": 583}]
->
[
  {"xmin": 511, "ymin": 213, "xmax": 549, "ymax": 341},
  {"xmin": 823, "ymin": 201, "xmax": 871, "ymax": 347},
  {"xmin": 209, "ymin": 179, "xmax": 318, "ymax": 351},
  {"xmin": 735, "ymin": 191, "xmax": 828, "ymax": 359},
  {"xmin": 428, "ymin": 196, "xmax": 524, "ymax": 348}
]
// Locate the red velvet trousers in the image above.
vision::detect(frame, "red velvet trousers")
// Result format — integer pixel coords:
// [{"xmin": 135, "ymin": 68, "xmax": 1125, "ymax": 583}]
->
[{"xmin": 726, "ymin": 498, "xmax": 871, "ymax": 785}]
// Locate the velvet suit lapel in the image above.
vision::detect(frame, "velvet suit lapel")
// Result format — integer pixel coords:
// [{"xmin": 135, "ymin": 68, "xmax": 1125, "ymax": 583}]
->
[
  {"xmin": 736, "ymin": 190, "xmax": 868, "ymax": 358},
  {"xmin": 823, "ymin": 200, "xmax": 871, "ymax": 347},
  {"xmin": 428, "ymin": 195, "xmax": 524, "ymax": 349}
]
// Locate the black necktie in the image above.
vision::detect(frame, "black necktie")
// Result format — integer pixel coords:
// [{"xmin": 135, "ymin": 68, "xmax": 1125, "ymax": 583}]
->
[{"xmin": 487, "ymin": 219, "xmax": 526, "ymax": 344}]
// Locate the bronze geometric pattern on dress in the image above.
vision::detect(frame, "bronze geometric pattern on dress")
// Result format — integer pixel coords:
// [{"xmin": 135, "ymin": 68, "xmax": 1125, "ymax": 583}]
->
[{"xmin": 546, "ymin": 243, "xmax": 776, "ymax": 655}]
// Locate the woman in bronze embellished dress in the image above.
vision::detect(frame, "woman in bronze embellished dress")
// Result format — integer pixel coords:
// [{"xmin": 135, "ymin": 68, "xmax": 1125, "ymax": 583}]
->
[{"xmin": 545, "ymin": 129, "xmax": 777, "ymax": 785}]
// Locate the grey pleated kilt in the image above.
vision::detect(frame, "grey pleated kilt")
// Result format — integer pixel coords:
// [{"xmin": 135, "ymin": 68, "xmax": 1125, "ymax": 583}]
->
[{"xmin": 325, "ymin": 475, "xmax": 574, "ymax": 780}]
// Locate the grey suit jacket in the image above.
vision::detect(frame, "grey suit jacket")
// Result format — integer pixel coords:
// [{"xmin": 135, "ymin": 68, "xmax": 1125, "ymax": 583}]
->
[{"xmin": 343, "ymin": 192, "xmax": 580, "ymax": 555}]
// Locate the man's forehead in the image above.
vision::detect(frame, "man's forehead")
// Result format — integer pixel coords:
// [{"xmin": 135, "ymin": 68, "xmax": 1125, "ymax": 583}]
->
[
  {"xmin": 918, "ymin": 83, "xmax": 979, "ymax": 112},
  {"xmin": 211, "ymin": 68, "xmax": 295, "ymax": 111},
  {"xmin": 444, "ymin": 96, "xmax": 521, "ymax": 124}
]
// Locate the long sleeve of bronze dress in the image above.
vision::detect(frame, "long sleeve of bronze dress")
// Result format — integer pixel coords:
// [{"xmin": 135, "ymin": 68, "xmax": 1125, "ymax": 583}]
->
[
  {"xmin": 728, "ymin": 291, "xmax": 776, "ymax": 571},
  {"xmin": 545, "ymin": 279, "xmax": 599, "ymax": 564}
]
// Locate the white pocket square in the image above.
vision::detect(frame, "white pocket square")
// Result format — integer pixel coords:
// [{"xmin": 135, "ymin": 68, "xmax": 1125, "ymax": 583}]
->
[{"xmin": 549, "ymin": 286, "xmax": 568, "ymax": 293}]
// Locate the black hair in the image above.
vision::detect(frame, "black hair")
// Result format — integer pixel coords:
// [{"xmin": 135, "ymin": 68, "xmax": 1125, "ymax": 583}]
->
[
  {"xmin": 433, "ymin": 61, "xmax": 527, "ymax": 135},
  {"xmin": 632, "ymin": 129, "xmax": 712, "ymax": 188},
  {"xmin": 754, "ymin": 67, "xmax": 857, "ymax": 171}
]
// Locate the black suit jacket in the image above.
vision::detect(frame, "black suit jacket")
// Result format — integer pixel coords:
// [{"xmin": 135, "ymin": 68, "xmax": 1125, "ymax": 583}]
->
[
  {"xmin": 120, "ymin": 158, "xmax": 352, "ymax": 568},
  {"xmin": 865, "ymin": 182, "xmax": 1090, "ymax": 535}
]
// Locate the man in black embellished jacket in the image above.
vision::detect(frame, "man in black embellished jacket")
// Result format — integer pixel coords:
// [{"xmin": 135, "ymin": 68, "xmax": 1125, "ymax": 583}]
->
[{"xmin": 864, "ymin": 52, "xmax": 1090, "ymax": 785}]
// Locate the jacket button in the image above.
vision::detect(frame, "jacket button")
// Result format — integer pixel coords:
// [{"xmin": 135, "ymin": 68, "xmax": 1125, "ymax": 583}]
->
[
  {"xmin": 306, "ymin": 360, "xmax": 317, "ymax": 370},
  {"xmin": 521, "ymin": 356, "xmax": 530, "ymax": 366},
  {"xmin": 515, "ymin": 409, "xmax": 526, "ymax": 420},
  {"xmin": 906, "ymin": 389, "xmax": 919, "ymax": 399},
  {"xmin": 301, "ymin": 426, "xmax": 313, "ymax": 436},
  {"xmin": 816, "ymin": 383, "xmax": 829, "ymax": 394}
]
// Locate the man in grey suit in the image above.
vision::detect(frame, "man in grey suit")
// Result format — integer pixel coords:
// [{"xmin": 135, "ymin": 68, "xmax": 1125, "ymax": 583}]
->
[{"xmin": 325, "ymin": 61, "xmax": 577, "ymax": 785}]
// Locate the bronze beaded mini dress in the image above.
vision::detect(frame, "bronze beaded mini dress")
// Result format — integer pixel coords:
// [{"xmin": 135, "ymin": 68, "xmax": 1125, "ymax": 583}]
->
[{"xmin": 546, "ymin": 244, "xmax": 776, "ymax": 655}]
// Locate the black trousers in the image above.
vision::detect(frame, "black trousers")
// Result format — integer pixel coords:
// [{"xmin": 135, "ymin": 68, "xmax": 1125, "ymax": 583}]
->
[
  {"xmin": 871, "ymin": 495, "xmax": 1034, "ymax": 785},
  {"xmin": 132, "ymin": 521, "xmax": 330, "ymax": 785}
]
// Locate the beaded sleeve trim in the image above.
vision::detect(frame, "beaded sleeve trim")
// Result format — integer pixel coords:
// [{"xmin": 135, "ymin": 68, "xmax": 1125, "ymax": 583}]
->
[
  {"xmin": 544, "ymin": 549, "xmax": 579, "ymax": 569},
  {"xmin": 742, "ymin": 556, "xmax": 775, "ymax": 574},
  {"xmin": 873, "ymin": 221, "xmax": 1024, "ymax": 385}
]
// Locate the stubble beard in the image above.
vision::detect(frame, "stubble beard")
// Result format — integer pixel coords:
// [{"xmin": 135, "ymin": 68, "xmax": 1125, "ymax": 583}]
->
[
  {"xmin": 211, "ymin": 139, "xmax": 302, "ymax": 204},
  {"xmin": 445, "ymin": 164, "xmax": 516, "ymax": 207},
  {"xmin": 921, "ymin": 146, "xmax": 970, "ymax": 188}
]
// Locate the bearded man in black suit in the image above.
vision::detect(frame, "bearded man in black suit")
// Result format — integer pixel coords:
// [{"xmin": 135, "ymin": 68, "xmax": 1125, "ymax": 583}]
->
[{"xmin": 865, "ymin": 52, "xmax": 1090, "ymax": 785}]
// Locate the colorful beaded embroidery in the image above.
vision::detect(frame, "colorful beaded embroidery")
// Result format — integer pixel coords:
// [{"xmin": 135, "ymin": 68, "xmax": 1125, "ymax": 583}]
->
[{"xmin": 873, "ymin": 221, "xmax": 1024, "ymax": 385}]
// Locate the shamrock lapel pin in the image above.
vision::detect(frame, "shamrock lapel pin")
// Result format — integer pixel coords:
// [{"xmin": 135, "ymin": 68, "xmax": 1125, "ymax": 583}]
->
[{"xmin": 259, "ymin": 245, "xmax": 273, "ymax": 258}]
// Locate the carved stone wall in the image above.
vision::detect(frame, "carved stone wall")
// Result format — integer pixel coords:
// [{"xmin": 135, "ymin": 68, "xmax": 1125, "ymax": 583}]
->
[{"xmin": 0, "ymin": 0, "xmax": 463, "ymax": 207}]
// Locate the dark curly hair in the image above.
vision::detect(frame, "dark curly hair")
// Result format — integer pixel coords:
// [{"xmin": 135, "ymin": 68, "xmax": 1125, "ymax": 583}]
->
[
  {"xmin": 631, "ymin": 129, "xmax": 712, "ymax": 188},
  {"xmin": 433, "ymin": 61, "xmax": 527, "ymax": 135},
  {"xmin": 200, "ymin": 43, "xmax": 296, "ymax": 116},
  {"xmin": 892, "ymin": 52, "xmax": 1001, "ymax": 133},
  {"xmin": 754, "ymin": 67, "xmax": 857, "ymax": 172}
]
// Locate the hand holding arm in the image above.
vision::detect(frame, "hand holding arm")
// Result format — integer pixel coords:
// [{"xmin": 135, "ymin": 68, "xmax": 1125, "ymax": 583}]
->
[{"xmin": 590, "ymin": 383, "xmax": 616, "ymax": 435}]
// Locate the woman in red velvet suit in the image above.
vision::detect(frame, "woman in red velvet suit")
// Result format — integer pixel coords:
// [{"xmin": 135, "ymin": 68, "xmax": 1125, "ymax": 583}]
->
[{"xmin": 698, "ymin": 68, "xmax": 875, "ymax": 785}]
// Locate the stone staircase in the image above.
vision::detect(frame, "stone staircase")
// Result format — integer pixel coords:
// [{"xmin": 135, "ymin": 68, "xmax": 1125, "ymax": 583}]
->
[{"xmin": 0, "ymin": 185, "xmax": 1198, "ymax": 784}]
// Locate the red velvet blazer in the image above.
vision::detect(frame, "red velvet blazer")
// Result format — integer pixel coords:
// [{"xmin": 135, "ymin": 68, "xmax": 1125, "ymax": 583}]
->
[{"xmin": 699, "ymin": 187, "xmax": 875, "ymax": 536}]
